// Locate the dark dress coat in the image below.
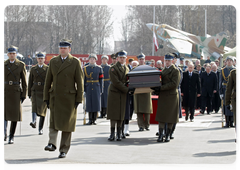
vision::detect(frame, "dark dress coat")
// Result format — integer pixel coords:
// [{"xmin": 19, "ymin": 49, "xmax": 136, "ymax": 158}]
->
[
  {"xmin": 219, "ymin": 66, "xmax": 235, "ymax": 116},
  {"xmin": 4, "ymin": 59, "xmax": 27, "ymax": 121},
  {"xmin": 107, "ymin": 62, "xmax": 129, "ymax": 121},
  {"xmin": 200, "ymin": 71, "xmax": 217, "ymax": 98},
  {"xmin": 181, "ymin": 71, "xmax": 201, "ymax": 108},
  {"xmin": 101, "ymin": 64, "xmax": 110, "ymax": 108},
  {"xmin": 43, "ymin": 54, "xmax": 84, "ymax": 132},
  {"xmin": 84, "ymin": 64, "xmax": 103, "ymax": 112},
  {"xmin": 28, "ymin": 64, "xmax": 48, "ymax": 116},
  {"xmin": 155, "ymin": 64, "xmax": 180, "ymax": 123}
]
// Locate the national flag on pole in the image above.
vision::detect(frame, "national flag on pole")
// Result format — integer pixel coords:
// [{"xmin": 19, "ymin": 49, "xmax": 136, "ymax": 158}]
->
[{"xmin": 153, "ymin": 32, "xmax": 159, "ymax": 52}]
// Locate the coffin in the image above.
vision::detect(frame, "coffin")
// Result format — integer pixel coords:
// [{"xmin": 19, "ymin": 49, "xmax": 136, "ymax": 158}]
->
[{"xmin": 127, "ymin": 65, "xmax": 162, "ymax": 94}]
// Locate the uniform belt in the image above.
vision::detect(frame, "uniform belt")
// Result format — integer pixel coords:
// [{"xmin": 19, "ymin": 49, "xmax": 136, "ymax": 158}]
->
[
  {"xmin": 104, "ymin": 78, "xmax": 110, "ymax": 81},
  {"xmin": 4, "ymin": 81, "xmax": 20, "ymax": 85},
  {"xmin": 222, "ymin": 83, "xmax": 227, "ymax": 86},
  {"xmin": 33, "ymin": 82, "xmax": 45, "ymax": 86},
  {"xmin": 86, "ymin": 80, "xmax": 99, "ymax": 83}
]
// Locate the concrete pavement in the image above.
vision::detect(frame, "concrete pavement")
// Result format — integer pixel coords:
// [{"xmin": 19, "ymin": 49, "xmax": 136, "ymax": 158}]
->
[{"xmin": 4, "ymin": 96, "xmax": 237, "ymax": 165}]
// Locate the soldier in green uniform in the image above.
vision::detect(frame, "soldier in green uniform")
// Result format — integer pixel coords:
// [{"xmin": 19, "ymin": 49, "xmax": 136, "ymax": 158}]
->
[
  {"xmin": 152, "ymin": 53, "xmax": 180, "ymax": 143},
  {"xmin": 134, "ymin": 53, "xmax": 153, "ymax": 131},
  {"xmin": 4, "ymin": 45, "xmax": 27, "ymax": 144},
  {"xmin": 225, "ymin": 69, "xmax": 236, "ymax": 128},
  {"xmin": 110, "ymin": 53, "xmax": 117, "ymax": 66},
  {"xmin": 43, "ymin": 39, "xmax": 84, "ymax": 158},
  {"xmin": 28, "ymin": 52, "xmax": 48, "ymax": 135},
  {"xmin": 107, "ymin": 50, "xmax": 134, "ymax": 141}
]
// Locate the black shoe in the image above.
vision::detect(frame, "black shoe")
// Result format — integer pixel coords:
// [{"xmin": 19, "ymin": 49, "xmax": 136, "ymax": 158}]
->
[
  {"xmin": 30, "ymin": 122, "xmax": 36, "ymax": 128},
  {"xmin": 223, "ymin": 124, "xmax": 230, "ymax": 128},
  {"xmin": 8, "ymin": 137, "xmax": 14, "ymax": 144},
  {"xmin": 157, "ymin": 128, "xmax": 164, "ymax": 142},
  {"xmin": 4, "ymin": 134, "xmax": 7, "ymax": 141},
  {"xmin": 116, "ymin": 127, "xmax": 122, "ymax": 141},
  {"xmin": 200, "ymin": 110, "xmax": 204, "ymax": 114},
  {"xmin": 108, "ymin": 127, "xmax": 115, "ymax": 141},
  {"xmin": 39, "ymin": 130, "xmax": 43, "ymax": 135},
  {"xmin": 86, "ymin": 120, "xmax": 92, "ymax": 125},
  {"xmin": 139, "ymin": 127, "xmax": 144, "ymax": 131},
  {"xmin": 190, "ymin": 119, "xmax": 194, "ymax": 122},
  {"xmin": 230, "ymin": 122, "xmax": 234, "ymax": 127},
  {"xmin": 58, "ymin": 152, "xmax": 66, "ymax": 158},
  {"xmin": 185, "ymin": 117, "xmax": 188, "ymax": 121},
  {"xmin": 156, "ymin": 132, "xmax": 159, "ymax": 136},
  {"xmin": 92, "ymin": 121, "xmax": 97, "ymax": 125},
  {"xmin": 145, "ymin": 127, "xmax": 150, "ymax": 131},
  {"xmin": 44, "ymin": 143, "xmax": 56, "ymax": 151}
]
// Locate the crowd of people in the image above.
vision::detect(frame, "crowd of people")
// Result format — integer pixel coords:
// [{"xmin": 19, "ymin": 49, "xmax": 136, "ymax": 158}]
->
[{"xmin": 4, "ymin": 39, "xmax": 236, "ymax": 159}]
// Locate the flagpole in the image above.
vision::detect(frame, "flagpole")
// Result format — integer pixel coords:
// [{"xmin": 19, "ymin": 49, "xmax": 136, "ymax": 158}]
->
[{"xmin": 152, "ymin": 5, "xmax": 155, "ymax": 56}]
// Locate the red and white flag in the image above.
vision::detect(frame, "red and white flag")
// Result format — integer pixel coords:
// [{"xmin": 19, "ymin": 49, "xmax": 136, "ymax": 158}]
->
[{"xmin": 153, "ymin": 32, "xmax": 159, "ymax": 52}]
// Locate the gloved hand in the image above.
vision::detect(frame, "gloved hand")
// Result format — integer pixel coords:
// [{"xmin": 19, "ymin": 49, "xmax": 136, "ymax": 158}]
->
[
  {"xmin": 151, "ymin": 87, "xmax": 161, "ymax": 95},
  {"xmin": 20, "ymin": 97, "xmax": 25, "ymax": 103},
  {"xmin": 75, "ymin": 102, "xmax": 80, "ymax": 109},
  {"xmin": 45, "ymin": 100, "xmax": 50, "ymax": 109},
  {"xmin": 128, "ymin": 88, "xmax": 135, "ymax": 95},
  {"xmin": 220, "ymin": 94, "xmax": 223, "ymax": 100},
  {"xmin": 226, "ymin": 105, "xmax": 231, "ymax": 110}
]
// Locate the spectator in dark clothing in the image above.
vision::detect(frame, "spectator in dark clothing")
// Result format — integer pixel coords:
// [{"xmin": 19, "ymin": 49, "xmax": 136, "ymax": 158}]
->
[
  {"xmin": 25, "ymin": 55, "xmax": 33, "ymax": 72},
  {"xmin": 204, "ymin": 56, "xmax": 211, "ymax": 64},
  {"xmin": 211, "ymin": 64, "xmax": 221, "ymax": 113},
  {"xmin": 200, "ymin": 64, "xmax": 217, "ymax": 114}
]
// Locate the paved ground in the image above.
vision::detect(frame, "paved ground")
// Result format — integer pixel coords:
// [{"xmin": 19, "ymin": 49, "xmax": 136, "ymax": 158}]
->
[{"xmin": 3, "ymin": 72, "xmax": 238, "ymax": 169}]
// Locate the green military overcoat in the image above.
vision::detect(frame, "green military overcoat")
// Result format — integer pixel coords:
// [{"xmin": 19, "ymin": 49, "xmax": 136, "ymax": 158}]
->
[
  {"xmin": 43, "ymin": 54, "xmax": 84, "ymax": 132},
  {"xmin": 28, "ymin": 64, "xmax": 49, "ymax": 117},
  {"xmin": 107, "ymin": 62, "xmax": 129, "ymax": 121},
  {"xmin": 4, "ymin": 59, "xmax": 27, "ymax": 121},
  {"xmin": 134, "ymin": 92, "xmax": 153, "ymax": 114},
  {"xmin": 225, "ymin": 69, "xmax": 236, "ymax": 125},
  {"xmin": 155, "ymin": 64, "xmax": 180, "ymax": 123}
]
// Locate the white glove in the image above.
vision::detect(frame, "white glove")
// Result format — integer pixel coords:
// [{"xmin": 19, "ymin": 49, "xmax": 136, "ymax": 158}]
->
[{"xmin": 220, "ymin": 94, "xmax": 223, "ymax": 100}]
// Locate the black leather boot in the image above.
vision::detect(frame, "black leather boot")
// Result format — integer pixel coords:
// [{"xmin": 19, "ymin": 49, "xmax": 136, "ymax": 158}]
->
[
  {"xmin": 170, "ymin": 124, "xmax": 176, "ymax": 139},
  {"xmin": 165, "ymin": 128, "xmax": 171, "ymax": 142},
  {"xmin": 99, "ymin": 109, "xmax": 104, "ymax": 118},
  {"xmin": 121, "ymin": 122, "xmax": 126, "ymax": 139},
  {"xmin": 157, "ymin": 128, "xmax": 164, "ymax": 142},
  {"xmin": 92, "ymin": 112, "xmax": 97, "ymax": 125},
  {"xmin": 86, "ymin": 112, "xmax": 93, "ymax": 125},
  {"xmin": 39, "ymin": 116, "xmax": 45, "ymax": 135},
  {"xmin": 116, "ymin": 127, "xmax": 122, "ymax": 141},
  {"xmin": 108, "ymin": 127, "xmax": 115, "ymax": 141},
  {"xmin": 224, "ymin": 115, "xmax": 229, "ymax": 128},
  {"xmin": 4, "ymin": 120, "xmax": 7, "ymax": 141},
  {"xmin": 8, "ymin": 121, "xmax": 17, "ymax": 144}
]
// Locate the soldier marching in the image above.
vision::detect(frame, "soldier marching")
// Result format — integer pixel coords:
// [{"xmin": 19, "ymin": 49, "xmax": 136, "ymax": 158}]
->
[{"xmin": 28, "ymin": 52, "xmax": 48, "ymax": 135}]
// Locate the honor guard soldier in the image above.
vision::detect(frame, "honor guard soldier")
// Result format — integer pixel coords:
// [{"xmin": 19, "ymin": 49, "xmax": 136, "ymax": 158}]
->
[
  {"xmin": 28, "ymin": 52, "xmax": 49, "ymax": 135},
  {"xmin": 43, "ymin": 39, "xmax": 84, "ymax": 158},
  {"xmin": 107, "ymin": 50, "xmax": 134, "ymax": 141},
  {"xmin": 134, "ymin": 53, "xmax": 153, "ymax": 131},
  {"xmin": 219, "ymin": 56, "xmax": 235, "ymax": 128},
  {"xmin": 225, "ymin": 69, "xmax": 236, "ymax": 134},
  {"xmin": 84, "ymin": 54, "xmax": 104, "ymax": 125},
  {"xmin": 99, "ymin": 55, "xmax": 110, "ymax": 118},
  {"xmin": 152, "ymin": 53, "xmax": 180, "ymax": 142},
  {"xmin": 4, "ymin": 45, "xmax": 27, "ymax": 144},
  {"xmin": 110, "ymin": 53, "xmax": 117, "ymax": 66}
]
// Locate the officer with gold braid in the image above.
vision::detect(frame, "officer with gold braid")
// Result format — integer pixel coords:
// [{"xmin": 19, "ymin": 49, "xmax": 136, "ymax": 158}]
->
[
  {"xmin": 219, "ymin": 56, "xmax": 235, "ymax": 128},
  {"xmin": 84, "ymin": 54, "xmax": 104, "ymax": 125}
]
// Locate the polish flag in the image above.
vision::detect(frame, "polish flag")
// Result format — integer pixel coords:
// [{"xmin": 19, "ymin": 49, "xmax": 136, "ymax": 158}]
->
[{"xmin": 153, "ymin": 32, "xmax": 159, "ymax": 52}]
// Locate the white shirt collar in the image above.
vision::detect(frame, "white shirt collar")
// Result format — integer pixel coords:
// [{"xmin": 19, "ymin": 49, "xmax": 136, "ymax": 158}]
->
[
  {"xmin": 10, "ymin": 60, "xmax": 15, "ymax": 63},
  {"xmin": 38, "ymin": 64, "xmax": 43, "ymax": 68},
  {"xmin": 61, "ymin": 56, "xmax": 68, "ymax": 60}
]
